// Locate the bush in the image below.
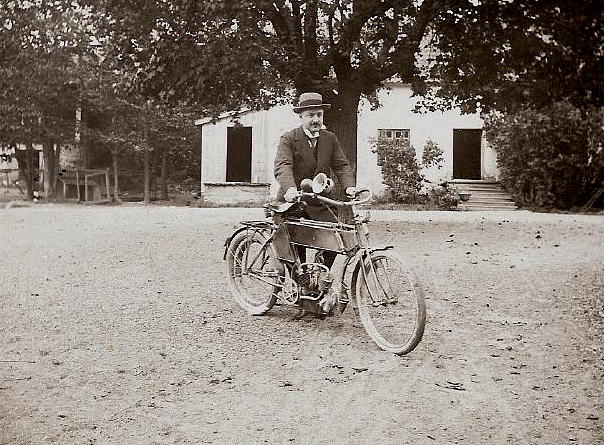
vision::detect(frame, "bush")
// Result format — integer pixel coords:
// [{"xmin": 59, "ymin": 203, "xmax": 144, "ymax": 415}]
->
[
  {"xmin": 422, "ymin": 139, "xmax": 444, "ymax": 169},
  {"xmin": 372, "ymin": 137, "xmax": 445, "ymax": 204},
  {"xmin": 429, "ymin": 183, "xmax": 461, "ymax": 210},
  {"xmin": 372, "ymin": 137, "xmax": 423, "ymax": 203},
  {"xmin": 484, "ymin": 102, "xmax": 604, "ymax": 209}
]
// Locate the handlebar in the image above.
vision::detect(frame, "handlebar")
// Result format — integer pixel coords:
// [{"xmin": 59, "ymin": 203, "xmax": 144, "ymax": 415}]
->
[{"xmin": 294, "ymin": 189, "xmax": 372, "ymax": 207}]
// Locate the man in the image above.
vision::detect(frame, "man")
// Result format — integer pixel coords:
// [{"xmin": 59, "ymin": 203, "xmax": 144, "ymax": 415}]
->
[{"xmin": 274, "ymin": 92, "xmax": 359, "ymax": 267}]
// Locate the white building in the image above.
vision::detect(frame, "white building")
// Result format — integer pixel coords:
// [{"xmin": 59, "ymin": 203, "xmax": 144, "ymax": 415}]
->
[{"xmin": 195, "ymin": 82, "xmax": 500, "ymax": 205}]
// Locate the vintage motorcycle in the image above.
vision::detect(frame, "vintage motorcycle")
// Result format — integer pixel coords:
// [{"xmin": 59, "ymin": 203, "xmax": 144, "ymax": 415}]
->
[{"xmin": 224, "ymin": 174, "xmax": 426, "ymax": 355}]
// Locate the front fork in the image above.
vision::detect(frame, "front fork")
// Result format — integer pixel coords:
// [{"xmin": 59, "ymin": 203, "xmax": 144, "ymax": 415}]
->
[{"xmin": 337, "ymin": 244, "xmax": 394, "ymax": 313}]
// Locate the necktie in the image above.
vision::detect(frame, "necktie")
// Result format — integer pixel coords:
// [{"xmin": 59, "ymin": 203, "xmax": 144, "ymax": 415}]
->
[{"xmin": 309, "ymin": 136, "xmax": 318, "ymax": 161}]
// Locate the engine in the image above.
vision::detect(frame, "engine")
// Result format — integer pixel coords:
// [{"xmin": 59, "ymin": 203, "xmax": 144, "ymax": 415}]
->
[{"xmin": 296, "ymin": 262, "xmax": 333, "ymax": 299}]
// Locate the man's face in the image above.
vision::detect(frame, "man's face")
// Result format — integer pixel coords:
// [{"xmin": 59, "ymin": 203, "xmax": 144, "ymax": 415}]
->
[{"xmin": 299, "ymin": 108, "xmax": 324, "ymax": 133}]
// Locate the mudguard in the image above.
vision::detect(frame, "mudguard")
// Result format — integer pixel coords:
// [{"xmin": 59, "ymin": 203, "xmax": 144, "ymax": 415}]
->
[
  {"xmin": 223, "ymin": 222, "xmax": 273, "ymax": 260},
  {"xmin": 347, "ymin": 245, "xmax": 395, "ymax": 304}
]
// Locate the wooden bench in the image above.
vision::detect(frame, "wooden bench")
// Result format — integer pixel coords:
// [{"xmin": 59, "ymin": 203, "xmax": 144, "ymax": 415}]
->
[{"xmin": 59, "ymin": 168, "xmax": 111, "ymax": 203}]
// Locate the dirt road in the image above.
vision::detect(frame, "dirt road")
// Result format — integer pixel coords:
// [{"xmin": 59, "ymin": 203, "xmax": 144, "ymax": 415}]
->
[{"xmin": 1, "ymin": 205, "xmax": 603, "ymax": 444}]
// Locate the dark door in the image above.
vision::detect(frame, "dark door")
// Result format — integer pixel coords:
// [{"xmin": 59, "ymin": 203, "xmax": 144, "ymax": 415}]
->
[
  {"xmin": 226, "ymin": 126, "xmax": 252, "ymax": 182},
  {"xmin": 453, "ymin": 129, "xmax": 482, "ymax": 179}
]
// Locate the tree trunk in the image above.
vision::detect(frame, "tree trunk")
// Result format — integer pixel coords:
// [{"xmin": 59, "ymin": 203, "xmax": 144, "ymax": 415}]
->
[
  {"xmin": 111, "ymin": 147, "xmax": 121, "ymax": 202},
  {"xmin": 42, "ymin": 141, "xmax": 60, "ymax": 200},
  {"xmin": 53, "ymin": 143, "xmax": 61, "ymax": 192},
  {"xmin": 143, "ymin": 148, "xmax": 151, "ymax": 204},
  {"xmin": 75, "ymin": 96, "xmax": 89, "ymax": 168},
  {"xmin": 322, "ymin": 84, "xmax": 361, "ymax": 176},
  {"xmin": 15, "ymin": 144, "xmax": 36, "ymax": 200},
  {"xmin": 159, "ymin": 149, "xmax": 168, "ymax": 200},
  {"xmin": 151, "ymin": 146, "xmax": 160, "ymax": 200}
]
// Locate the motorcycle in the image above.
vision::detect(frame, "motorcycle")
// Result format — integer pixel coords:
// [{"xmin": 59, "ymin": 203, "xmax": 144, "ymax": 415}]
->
[{"xmin": 224, "ymin": 174, "xmax": 426, "ymax": 355}]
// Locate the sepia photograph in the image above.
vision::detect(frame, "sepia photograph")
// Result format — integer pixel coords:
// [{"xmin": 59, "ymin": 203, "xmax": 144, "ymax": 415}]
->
[{"xmin": 1, "ymin": 1, "xmax": 603, "ymax": 444}]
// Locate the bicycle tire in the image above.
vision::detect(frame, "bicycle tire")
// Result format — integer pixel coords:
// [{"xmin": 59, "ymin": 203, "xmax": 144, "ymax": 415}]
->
[
  {"xmin": 355, "ymin": 250, "xmax": 426, "ymax": 355},
  {"xmin": 226, "ymin": 229, "xmax": 282, "ymax": 315}
]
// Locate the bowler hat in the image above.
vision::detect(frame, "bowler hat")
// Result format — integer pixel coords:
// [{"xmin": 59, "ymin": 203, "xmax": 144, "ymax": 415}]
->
[{"xmin": 293, "ymin": 92, "xmax": 331, "ymax": 113}]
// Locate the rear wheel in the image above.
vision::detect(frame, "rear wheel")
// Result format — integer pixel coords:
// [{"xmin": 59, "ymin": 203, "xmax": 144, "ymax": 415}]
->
[
  {"xmin": 226, "ymin": 229, "xmax": 282, "ymax": 315},
  {"xmin": 355, "ymin": 250, "xmax": 426, "ymax": 355}
]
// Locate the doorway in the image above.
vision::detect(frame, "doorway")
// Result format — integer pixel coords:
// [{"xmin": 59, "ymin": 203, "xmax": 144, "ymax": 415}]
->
[
  {"xmin": 453, "ymin": 129, "xmax": 482, "ymax": 180},
  {"xmin": 226, "ymin": 126, "xmax": 252, "ymax": 182}
]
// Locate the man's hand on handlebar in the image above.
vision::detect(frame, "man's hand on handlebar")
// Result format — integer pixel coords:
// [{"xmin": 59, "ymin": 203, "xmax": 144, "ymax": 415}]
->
[
  {"xmin": 284, "ymin": 186, "xmax": 299, "ymax": 203},
  {"xmin": 345, "ymin": 186, "xmax": 362, "ymax": 198}
]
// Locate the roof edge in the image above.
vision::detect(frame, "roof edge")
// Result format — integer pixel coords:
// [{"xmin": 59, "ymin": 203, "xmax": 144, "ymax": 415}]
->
[{"xmin": 194, "ymin": 108, "xmax": 252, "ymax": 126}]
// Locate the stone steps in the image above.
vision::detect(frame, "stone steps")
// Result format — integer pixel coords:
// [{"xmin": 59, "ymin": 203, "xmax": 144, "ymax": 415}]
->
[
  {"xmin": 459, "ymin": 202, "xmax": 518, "ymax": 211},
  {"xmin": 451, "ymin": 180, "xmax": 518, "ymax": 211}
]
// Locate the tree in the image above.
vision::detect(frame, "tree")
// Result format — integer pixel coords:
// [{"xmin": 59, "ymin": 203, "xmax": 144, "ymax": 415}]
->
[
  {"xmin": 1, "ymin": 1, "xmax": 202, "ymax": 203},
  {"xmin": 147, "ymin": 107, "xmax": 199, "ymax": 200},
  {"xmin": 418, "ymin": 0, "xmax": 604, "ymax": 209},
  {"xmin": 132, "ymin": 103, "xmax": 188, "ymax": 205},
  {"xmin": 483, "ymin": 102, "xmax": 604, "ymax": 209},
  {"xmin": 98, "ymin": 0, "xmax": 456, "ymax": 171},
  {"xmin": 83, "ymin": 88, "xmax": 138, "ymax": 202},
  {"xmin": 0, "ymin": 0, "xmax": 98, "ymax": 199},
  {"xmin": 419, "ymin": 0, "xmax": 604, "ymax": 113},
  {"xmin": 6, "ymin": 1, "xmax": 600, "ymax": 205}
]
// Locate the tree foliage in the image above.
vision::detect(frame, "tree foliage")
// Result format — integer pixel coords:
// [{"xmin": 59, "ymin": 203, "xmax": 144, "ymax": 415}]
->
[
  {"xmin": 99, "ymin": 0, "xmax": 604, "ymax": 196},
  {"xmin": 3, "ymin": 0, "xmax": 603, "ymax": 207},
  {"xmin": 83, "ymin": 76, "xmax": 200, "ymax": 202},
  {"xmin": 421, "ymin": 138, "xmax": 444, "ymax": 169},
  {"xmin": 418, "ymin": 0, "xmax": 604, "ymax": 210},
  {"xmin": 0, "ymin": 0, "xmax": 199, "ymax": 201},
  {"xmin": 420, "ymin": 0, "xmax": 604, "ymax": 113},
  {"xmin": 98, "ymin": 0, "xmax": 454, "ymax": 169},
  {"xmin": 0, "ymin": 0, "xmax": 99, "ymax": 197},
  {"xmin": 484, "ymin": 102, "xmax": 604, "ymax": 209},
  {"xmin": 372, "ymin": 137, "xmax": 423, "ymax": 202}
]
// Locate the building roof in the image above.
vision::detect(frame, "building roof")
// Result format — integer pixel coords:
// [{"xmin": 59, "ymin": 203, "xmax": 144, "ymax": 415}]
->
[{"xmin": 194, "ymin": 109, "xmax": 252, "ymax": 126}]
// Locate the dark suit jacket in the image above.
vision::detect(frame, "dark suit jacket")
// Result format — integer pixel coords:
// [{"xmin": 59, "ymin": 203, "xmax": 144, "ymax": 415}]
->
[{"xmin": 274, "ymin": 127, "xmax": 355, "ymax": 202}]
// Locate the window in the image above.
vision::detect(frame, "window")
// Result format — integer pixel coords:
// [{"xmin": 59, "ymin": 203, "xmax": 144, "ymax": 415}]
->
[{"xmin": 378, "ymin": 129, "xmax": 410, "ymax": 146}]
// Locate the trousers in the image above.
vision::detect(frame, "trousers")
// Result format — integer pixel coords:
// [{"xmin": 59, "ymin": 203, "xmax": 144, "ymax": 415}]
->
[{"xmin": 295, "ymin": 246, "xmax": 337, "ymax": 268}]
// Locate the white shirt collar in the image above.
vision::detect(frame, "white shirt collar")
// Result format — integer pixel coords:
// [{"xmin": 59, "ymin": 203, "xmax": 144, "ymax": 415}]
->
[{"xmin": 302, "ymin": 127, "xmax": 320, "ymax": 139}]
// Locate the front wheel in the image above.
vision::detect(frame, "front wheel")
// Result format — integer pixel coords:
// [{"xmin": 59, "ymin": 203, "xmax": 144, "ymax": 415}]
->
[
  {"xmin": 226, "ymin": 229, "xmax": 282, "ymax": 315},
  {"xmin": 355, "ymin": 250, "xmax": 426, "ymax": 355}
]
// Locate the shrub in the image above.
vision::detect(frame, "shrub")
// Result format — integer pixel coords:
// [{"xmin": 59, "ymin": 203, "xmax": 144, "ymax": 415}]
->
[
  {"xmin": 372, "ymin": 137, "xmax": 445, "ymax": 204},
  {"xmin": 429, "ymin": 184, "xmax": 460, "ymax": 210},
  {"xmin": 422, "ymin": 139, "xmax": 444, "ymax": 169},
  {"xmin": 484, "ymin": 102, "xmax": 604, "ymax": 209},
  {"xmin": 371, "ymin": 137, "xmax": 423, "ymax": 203}
]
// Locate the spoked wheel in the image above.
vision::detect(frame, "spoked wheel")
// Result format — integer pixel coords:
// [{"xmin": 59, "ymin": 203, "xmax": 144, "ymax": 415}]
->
[
  {"xmin": 355, "ymin": 250, "xmax": 426, "ymax": 355},
  {"xmin": 226, "ymin": 229, "xmax": 283, "ymax": 315}
]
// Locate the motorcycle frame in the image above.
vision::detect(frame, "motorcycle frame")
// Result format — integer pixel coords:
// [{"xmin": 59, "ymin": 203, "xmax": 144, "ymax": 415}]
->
[{"xmin": 225, "ymin": 205, "xmax": 393, "ymax": 310}]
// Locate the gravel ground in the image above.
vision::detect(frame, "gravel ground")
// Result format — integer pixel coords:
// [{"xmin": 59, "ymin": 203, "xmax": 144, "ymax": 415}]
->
[{"xmin": 1, "ymin": 204, "xmax": 603, "ymax": 445}]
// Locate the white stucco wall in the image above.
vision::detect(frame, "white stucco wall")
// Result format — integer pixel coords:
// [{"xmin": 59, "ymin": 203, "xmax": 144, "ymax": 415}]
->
[
  {"xmin": 200, "ymin": 105, "xmax": 298, "ymax": 195},
  {"xmin": 199, "ymin": 83, "xmax": 499, "ymax": 200},
  {"xmin": 482, "ymin": 138, "xmax": 499, "ymax": 181},
  {"xmin": 357, "ymin": 83, "xmax": 498, "ymax": 195},
  {"xmin": 200, "ymin": 121, "xmax": 228, "ymax": 185}
]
